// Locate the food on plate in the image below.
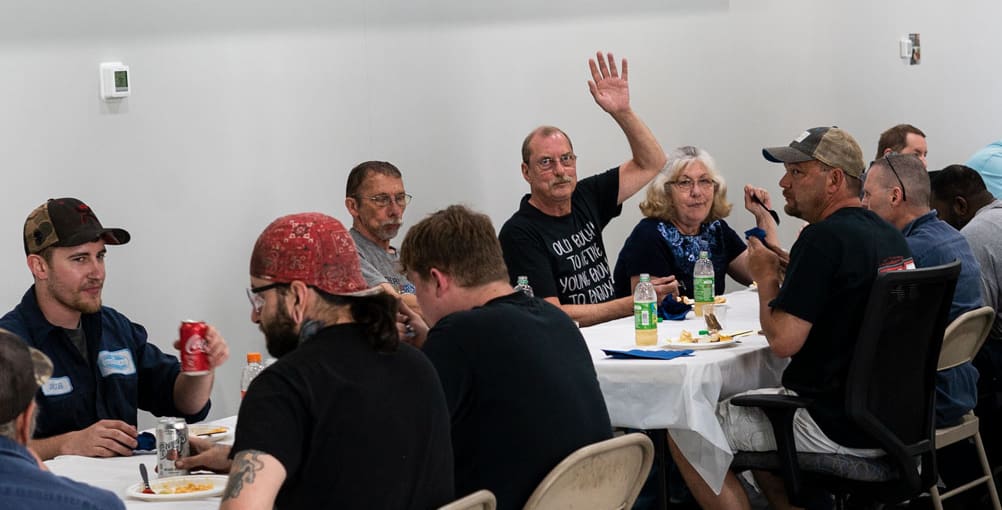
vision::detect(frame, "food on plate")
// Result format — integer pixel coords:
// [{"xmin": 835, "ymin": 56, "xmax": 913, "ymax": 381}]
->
[
  {"xmin": 193, "ymin": 426, "xmax": 228, "ymax": 437},
  {"xmin": 678, "ymin": 329, "xmax": 693, "ymax": 343},
  {"xmin": 676, "ymin": 295, "xmax": 725, "ymax": 304},
  {"xmin": 695, "ymin": 331, "xmax": 720, "ymax": 344},
  {"xmin": 157, "ymin": 482, "xmax": 214, "ymax": 495}
]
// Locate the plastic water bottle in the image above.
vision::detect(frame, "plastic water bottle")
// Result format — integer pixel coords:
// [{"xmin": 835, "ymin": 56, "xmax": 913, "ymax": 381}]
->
[
  {"xmin": 634, "ymin": 273, "xmax": 658, "ymax": 346},
  {"xmin": 694, "ymin": 249, "xmax": 715, "ymax": 317},
  {"xmin": 514, "ymin": 275, "xmax": 534, "ymax": 297},
  {"xmin": 240, "ymin": 352, "xmax": 264, "ymax": 399}
]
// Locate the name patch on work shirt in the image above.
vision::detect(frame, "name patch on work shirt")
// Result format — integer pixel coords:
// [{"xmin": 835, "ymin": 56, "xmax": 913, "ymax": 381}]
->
[
  {"xmin": 41, "ymin": 376, "xmax": 73, "ymax": 396},
  {"xmin": 97, "ymin": 349, "xmax": 137, "ymax": 377}
]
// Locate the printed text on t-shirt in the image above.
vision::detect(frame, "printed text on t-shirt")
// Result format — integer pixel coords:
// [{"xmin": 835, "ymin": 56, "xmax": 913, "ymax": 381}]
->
[{"xmin": 552, "ymin": 222, "xmax": 615, "ymax": 304}]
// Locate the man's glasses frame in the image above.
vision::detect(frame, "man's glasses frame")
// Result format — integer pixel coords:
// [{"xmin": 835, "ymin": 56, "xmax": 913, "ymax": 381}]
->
[
  {"xmin": 246, "ymin": 282, "xmax": 290, "ymax": 314},
  {"xmin": 882, "ymin": 153, "xmax": 908, "ymax": 203},
  {"xmin": 534, "ymin": 153, "xmax": 578, "ymax": 171},
  {"xmin": 355, "ymin": 193, "xmax": 413, "ymax": 208}
]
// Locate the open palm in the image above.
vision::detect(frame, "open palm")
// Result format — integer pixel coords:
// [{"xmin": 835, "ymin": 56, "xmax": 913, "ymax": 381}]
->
[{"xmin": 588, "ymin": 52, "xmax": 630, "ymax": 114}]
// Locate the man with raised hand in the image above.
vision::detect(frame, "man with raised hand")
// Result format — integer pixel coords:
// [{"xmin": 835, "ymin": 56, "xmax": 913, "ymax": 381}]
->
[{"xmin": 499, "ymin": 51, "xmax": 676, "ymax": 327}]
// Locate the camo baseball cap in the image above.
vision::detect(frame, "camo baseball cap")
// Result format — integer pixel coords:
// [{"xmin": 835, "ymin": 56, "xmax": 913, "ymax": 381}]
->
[
  {"xmin": 23, "ymin": 198, "xmax": 131, "ymax": 255},
  {"xmin": 250, "ymin": 212, "xmax": 381, "ymax": 297},
  {"xmin": 0, "ymin": 329, "xmax": 54, "ymax": 424},
  {"xmin": 762, "ymin": 126, "xmax": 866, "ymax": 178}
]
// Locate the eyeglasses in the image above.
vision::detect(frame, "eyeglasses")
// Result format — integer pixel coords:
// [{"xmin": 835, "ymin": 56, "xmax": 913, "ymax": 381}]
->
[
  {"xmin": 883, "ymin": 154, "xmax": 908, "ymax": 202},
  {"xmin": 670, "ymin": 178, "xmax": 716, "ymax": 192},
  {"xmin": 356, "ymin": 193, "xmax": 412, "ymax": 208},
  {"xmin": 246, "ymin": 282, "xmax": 290, "ymax": 314},
  {"xmin": 535, "ymin": 153, "xmax": 577, "ymax": 171}
]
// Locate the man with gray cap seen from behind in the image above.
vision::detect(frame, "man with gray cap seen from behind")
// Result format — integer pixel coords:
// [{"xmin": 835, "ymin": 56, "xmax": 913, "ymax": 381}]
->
[
  {"xmin": 0, "ymin": 197, "xmax": 230, "ymax": 461},
  {"xmin": 0, "ymin": 329, "xmax": 125, "ymax": 509},
  {"xmin": 667, "ymin": 127, "xmax": 915, "ymax": 509}
]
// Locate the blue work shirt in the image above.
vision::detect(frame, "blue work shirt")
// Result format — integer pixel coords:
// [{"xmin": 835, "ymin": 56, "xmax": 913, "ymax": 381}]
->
[
  {"xmin": 0, "ymin": 436, "xmax": 125, "ymax": 509},
  {"xmin": 901, "ymin": 210, "xmax": 983, "ymax": 426},
  {"xmin": 0, "ymin": 287, "xmax": 210, "ymax": 439}
]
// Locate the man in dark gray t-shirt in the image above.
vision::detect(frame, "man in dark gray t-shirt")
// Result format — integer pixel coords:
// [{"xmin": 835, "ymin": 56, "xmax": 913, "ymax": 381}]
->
[{"xmin": 344, "ymin": 161, "xmax": 420, "ymax": 312}]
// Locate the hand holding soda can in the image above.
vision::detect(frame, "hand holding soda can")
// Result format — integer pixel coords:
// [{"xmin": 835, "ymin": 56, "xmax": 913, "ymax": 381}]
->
[{"xmin": 179, "ymin": 320, "xmax": 211, "ymax": 375}]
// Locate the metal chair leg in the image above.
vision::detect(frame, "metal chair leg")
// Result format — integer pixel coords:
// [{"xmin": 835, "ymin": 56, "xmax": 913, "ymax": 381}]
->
[{"xmin": 975, "ymin": 430, "xmax": 1002, "ymax": 510}]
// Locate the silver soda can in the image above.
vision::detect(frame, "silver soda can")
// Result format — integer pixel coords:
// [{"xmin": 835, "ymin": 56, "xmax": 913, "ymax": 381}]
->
[{"xmin": 156, "ymin": 417, "xmax": 190, "ymax": 478}]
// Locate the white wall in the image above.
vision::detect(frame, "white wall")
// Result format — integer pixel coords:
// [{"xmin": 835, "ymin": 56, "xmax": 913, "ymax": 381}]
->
[{"xmin": 1, "ymin": 0, "xmax": 1000, "ymax": 426}]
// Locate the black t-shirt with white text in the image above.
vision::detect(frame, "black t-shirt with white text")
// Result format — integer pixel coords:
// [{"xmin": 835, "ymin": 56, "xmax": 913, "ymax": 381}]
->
[{"xmin": 499, "ymin": 168, "xmax": 622, "ymax": 304}]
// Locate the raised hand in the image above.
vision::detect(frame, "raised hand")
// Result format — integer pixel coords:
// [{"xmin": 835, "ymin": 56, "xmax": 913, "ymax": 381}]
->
[{"xmin": 588, "ymin": 51, "xmax": 630, "ymax": 115}]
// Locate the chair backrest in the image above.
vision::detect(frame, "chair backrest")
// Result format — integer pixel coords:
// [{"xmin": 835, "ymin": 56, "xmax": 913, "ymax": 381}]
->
[
  {"xmin": 438, "ymin": 490, "xmax": 497, "ymax": 510},
  {"xmin": 938, "ymin": 305, "xmax": 995, "ymax": 370},
  {"xmin": 846, "ymin": 261, "xmax": 960, "ymax": 494},
  {"xmin": 521, "ymin": 433, "xmax": 654, "ymax": 510}
]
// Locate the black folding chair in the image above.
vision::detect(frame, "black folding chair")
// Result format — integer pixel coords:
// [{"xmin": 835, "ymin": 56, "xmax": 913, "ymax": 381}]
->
[{"xmin": 731, "ymin": 261, "xmax": 961, "ymax": 508}]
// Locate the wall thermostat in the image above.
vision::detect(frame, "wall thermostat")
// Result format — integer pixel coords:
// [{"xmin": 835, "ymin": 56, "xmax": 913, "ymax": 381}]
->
[{"xmin": 100, "ymin": 62, "xmax": 130, "ymax": 100}]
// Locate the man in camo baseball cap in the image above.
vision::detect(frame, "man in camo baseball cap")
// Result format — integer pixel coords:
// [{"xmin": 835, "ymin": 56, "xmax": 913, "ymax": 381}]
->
[{"xmin": 23, "ymin": 198, "xmax": 130, "ymax": 255}]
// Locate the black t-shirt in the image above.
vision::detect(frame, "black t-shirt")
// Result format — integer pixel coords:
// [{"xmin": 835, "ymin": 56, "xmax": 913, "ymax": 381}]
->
[
  {"xmin": 773, "ymin": 207, "xmax": 913, "ymax": 448},
  {"xmin": 232, "ymin": 323, "xmax": 454, "ymax": 509},
  {"xmin": 422, "ymin": 292, "xmax": 613, "ymax": 509},
  {"xmin": 499, "ymin": 168, "xmax": 623, "ymax": 304},
  {"xmin": 613, "ymin": 217, "xmax": 746, "ymax": 298}
]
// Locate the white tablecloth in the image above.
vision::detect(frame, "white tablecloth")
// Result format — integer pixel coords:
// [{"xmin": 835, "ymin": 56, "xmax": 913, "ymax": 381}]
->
[
  {"xmin": 580, "ymin": 289, "xmax": 787, "ymax": 493},
  {"xmin": 46, "ymin": 416, "xmax": 237, "ymax": 510}
]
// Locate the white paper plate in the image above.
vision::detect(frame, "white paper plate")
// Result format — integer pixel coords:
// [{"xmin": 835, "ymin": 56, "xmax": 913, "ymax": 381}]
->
[
  {"xmin": 125, "ymin": 474, "xmax": 228, "ymax": 501},
  {"xmin": 188, "ymin": 424, "xmax": 232, "ymax": 442},
  {"xmin": 662, "ymin": 340, "xmax": 737, "ymax": 350}
]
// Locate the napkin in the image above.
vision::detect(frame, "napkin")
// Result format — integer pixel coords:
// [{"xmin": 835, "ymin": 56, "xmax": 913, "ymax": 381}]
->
[
  {"xmin": 659, "ymin": 296, "xmax": 692, "ymax": 321},
  {"xmin": 602, "ymin": 349, "xmax": 694, "ymax": 360},
  {"xmin": 134, "ymin": 431, "xmax": 156, "ymax": 454}
]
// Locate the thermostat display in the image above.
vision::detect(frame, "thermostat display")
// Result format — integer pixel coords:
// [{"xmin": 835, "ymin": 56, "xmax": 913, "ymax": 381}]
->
[{"xmin": 100, "ymin": 62, "xmax": 130, "ymax": 100}]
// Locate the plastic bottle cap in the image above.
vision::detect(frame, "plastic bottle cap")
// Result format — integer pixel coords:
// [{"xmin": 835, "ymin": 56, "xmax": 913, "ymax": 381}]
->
[
  {"xmin": 698, "ymin": 330, "xmax": 709, "ymax": 336},
  {"xmin": 247, "ymin": 352, "xmax": 262, "ymax": 363}
]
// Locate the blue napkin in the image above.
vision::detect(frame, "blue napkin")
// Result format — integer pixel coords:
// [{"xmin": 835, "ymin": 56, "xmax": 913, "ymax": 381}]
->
[
  {"xmin": 134, "ymin": 431, "xmax": 156, "ymax": 454},
  {"xmin": 745, "ymin": 227, "xmax": 767, "ymax": 241},
  {"xmin": 602, "ymin": 349, "xmax": 694, "ymax": 360},
  {"xmin": 659, "ymin": 296, "xmax": 692, "ymax": 321}
]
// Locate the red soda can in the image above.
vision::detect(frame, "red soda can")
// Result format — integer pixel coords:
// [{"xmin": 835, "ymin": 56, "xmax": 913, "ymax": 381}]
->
[{"xmin": 179, "ymin": 320, "xmax": 211, "ymax": 375}]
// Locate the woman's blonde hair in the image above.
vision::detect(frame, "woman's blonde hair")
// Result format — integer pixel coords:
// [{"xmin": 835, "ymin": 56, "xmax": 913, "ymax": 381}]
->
[{"xmin": 639, "ymin": 146, "xmax": 733, "ymax": 223}]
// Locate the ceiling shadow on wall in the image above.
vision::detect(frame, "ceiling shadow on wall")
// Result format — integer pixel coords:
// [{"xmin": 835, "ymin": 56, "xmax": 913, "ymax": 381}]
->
[{"xmin": 0, "ymin": 0, "xmax": 728, "ymax": 42}]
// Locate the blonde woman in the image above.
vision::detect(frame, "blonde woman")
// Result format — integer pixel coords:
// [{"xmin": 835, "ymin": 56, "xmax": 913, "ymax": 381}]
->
[{"xmin": 613, "ymin": 146, "xmax": 775, "ymax": 298}]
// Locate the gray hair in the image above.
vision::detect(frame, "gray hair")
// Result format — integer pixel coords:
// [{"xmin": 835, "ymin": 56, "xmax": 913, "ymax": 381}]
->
[{"xmin": 639, "ymin": 146, "xmax": 733, "ymax": 222}]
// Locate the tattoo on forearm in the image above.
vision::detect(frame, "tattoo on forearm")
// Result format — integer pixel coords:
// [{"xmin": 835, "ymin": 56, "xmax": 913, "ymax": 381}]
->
[{"xmin": 222, "ymin": 450, "xmax": 267, "ymax": 501}]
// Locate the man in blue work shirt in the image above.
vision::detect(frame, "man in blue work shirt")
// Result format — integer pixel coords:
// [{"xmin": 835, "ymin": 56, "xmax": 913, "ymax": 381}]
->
[
  {"xmin": 0, "ymin": 198, "xmax": 230, "ymax": 460},
  {"xmin": 0, "ymin": 329, "xmax": 125, "ymax": 509},
  {"xmin": 862, "ymin": 154, "xmax": 982, "ymax": 425}
]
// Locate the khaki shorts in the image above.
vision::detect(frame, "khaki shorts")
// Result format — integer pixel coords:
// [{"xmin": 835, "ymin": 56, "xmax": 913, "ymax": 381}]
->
[{"xmin": 717, "ymin": 388, "xmax": 883, "ymax": 457}]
